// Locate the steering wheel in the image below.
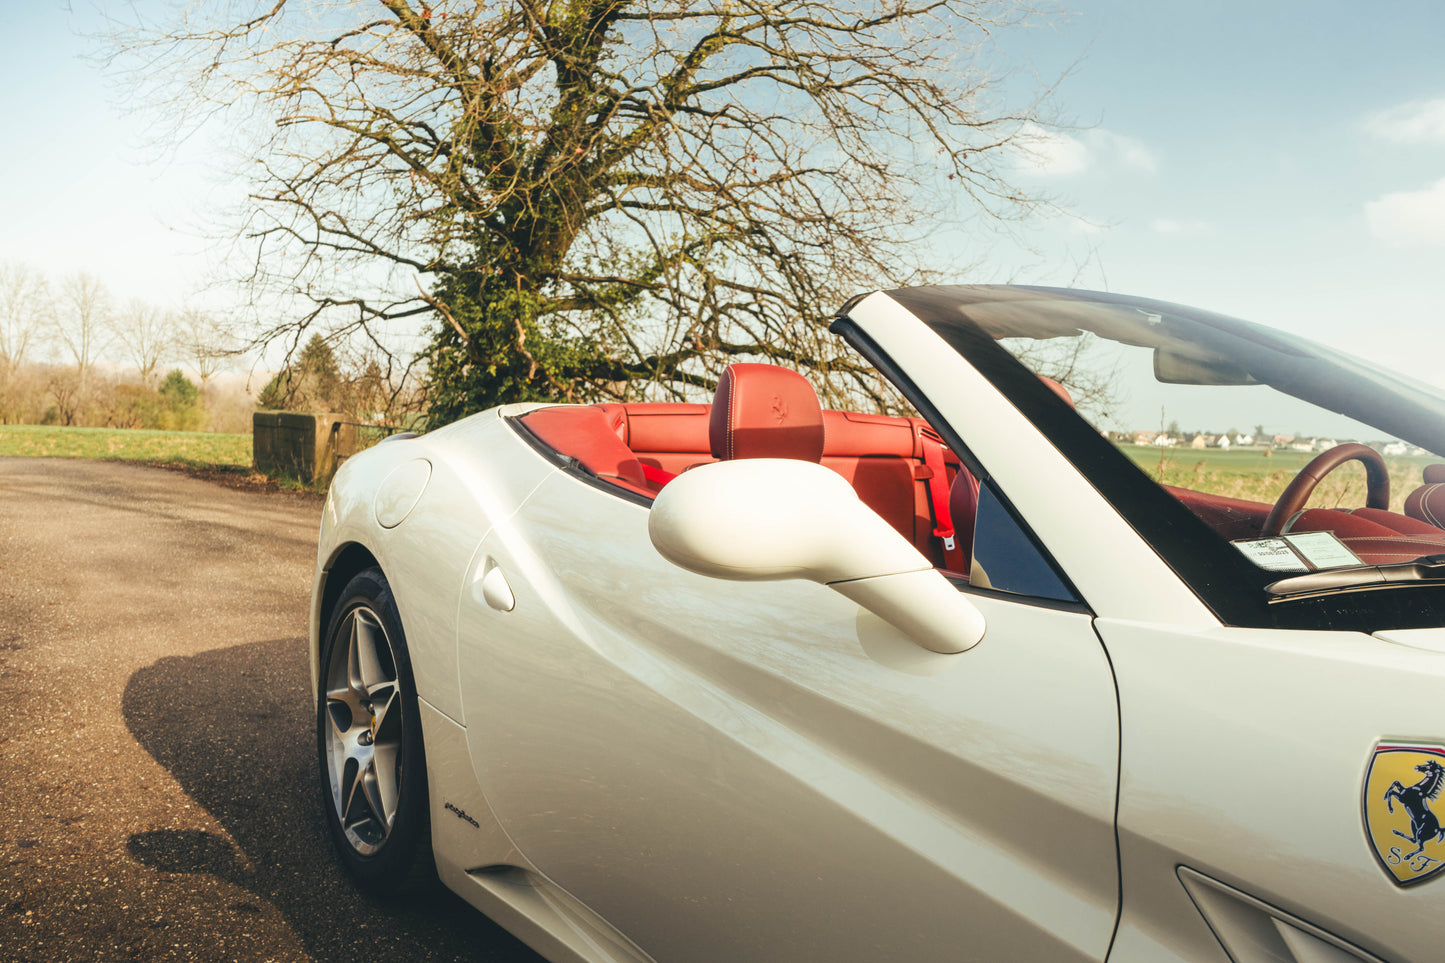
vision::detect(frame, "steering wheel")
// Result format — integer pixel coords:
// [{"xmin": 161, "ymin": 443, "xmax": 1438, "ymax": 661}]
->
[{"xmin": 1261, "ymin": 443, "xmax": 1390, "ymax": 536}]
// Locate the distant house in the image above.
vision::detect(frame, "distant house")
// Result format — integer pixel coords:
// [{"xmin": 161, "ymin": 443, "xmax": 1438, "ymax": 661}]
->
[
  {"xmin": 1132, "ymin": 430, "xmax": 1158, "ymax": 446},
  {"xmin": 1210, "ymin": 434, "xmax": 1232, "ymax": 449},
  {"xmin": 1273, "ymin": 434, "xmax": 1295, "ymax": 449},
  {"xmin": 1189, "ymin": 433, "xmax": 1208, "ymax": 449}
]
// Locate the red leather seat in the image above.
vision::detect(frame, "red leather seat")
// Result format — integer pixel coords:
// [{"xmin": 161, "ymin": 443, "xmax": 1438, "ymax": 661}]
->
[
  {"xmin": 1406, "ymin": 472, "xmax": 1445, "ymax": 530},
  {"xmin": 1349, "ymin": 507, "xmax": 1445, "ymax": 536},
  {"xmin": 522, "ymin": 364, "xmax": 964, "ymax": 565},
  {"xmin": 709, "ymin": 363, "xmax": 825, "ymax": 462}
]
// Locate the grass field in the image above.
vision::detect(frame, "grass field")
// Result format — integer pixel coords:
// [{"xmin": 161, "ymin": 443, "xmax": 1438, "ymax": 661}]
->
[
  {"xmin": 1120, "ymin": 444, "xmax": 1437, "ymax": 514},
  {"xmin": 0, "ymin": 425, "xmax": 252, "ymax": 470}
]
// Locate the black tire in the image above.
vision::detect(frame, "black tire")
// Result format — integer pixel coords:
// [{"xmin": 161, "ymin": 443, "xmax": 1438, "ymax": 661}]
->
[{"xmin": 317, "ymin": 567, "xmax": 433, "ymax": 894}]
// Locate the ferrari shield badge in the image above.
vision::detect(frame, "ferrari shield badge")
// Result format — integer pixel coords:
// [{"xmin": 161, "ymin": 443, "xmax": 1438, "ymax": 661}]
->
[{"xmin": 1363, "ymin": 742, "xmax": 1445, "ymax": 885}]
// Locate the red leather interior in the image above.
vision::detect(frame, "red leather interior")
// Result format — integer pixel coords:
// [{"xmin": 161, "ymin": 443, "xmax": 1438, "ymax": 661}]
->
[
  {"xmin": 518, "ymin": 375, "xmax": 967, "ymax": 564},
  {"xmin": 594, "ymin": 403, "xmax": 714, "ymax": 476},
  {"xmin": 1351, "ymin": 506, "xmax": 1445, "ymax": 536},
  {"xmin": 1406, "ymin": 483, "xmax": 1445, "ymax": 529},
  {"xmin": 1339, "ymin": 535, "xmax": 1445, "ymax": 564},
  {"xmin": 520, "ymin": 406, "xmax": 651, "ymax": 496},
  {"xmin": 709, "ymin": 363, "xmax": 826, "ymax": 461},
  {"xmin": 1163, "ymin": 486, "xmax": 1445, "ymax": 562},
  {"xmin": 1165, "ymin": 486, "xmax": 1272, "ymax": 540},
  {"xmin": 1331, "ymin": 473, "xmax": 1445, "ymax": 561},
  {"xmin": 521, "ymin": 384, "xmax": 1445, "ymax": 573},
  {"xmin": 1285, "ymin": 509, "xmax": 1407, "ymax": 538}
]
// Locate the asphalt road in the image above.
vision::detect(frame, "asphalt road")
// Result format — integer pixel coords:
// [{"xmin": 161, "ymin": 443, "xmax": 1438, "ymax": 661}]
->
[{"xmin": 0, "ymin": 459, "xmax": 544, "ymax": 962}]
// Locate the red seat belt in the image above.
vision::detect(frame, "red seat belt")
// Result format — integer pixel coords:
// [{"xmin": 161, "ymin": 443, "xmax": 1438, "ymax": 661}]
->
[
  {"xmin": 640, "ymin": 463, "xmax": 676, "ymax": 487},
  {"xmin": 920, "ymin": 433, "xmax": 966, "ymax": 571}
]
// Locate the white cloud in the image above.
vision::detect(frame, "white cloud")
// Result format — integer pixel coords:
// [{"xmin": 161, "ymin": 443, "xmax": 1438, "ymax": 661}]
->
[
  {"xmin": 1365, "ymin": 177, "xmax": 1445, "ymax": 245},
  {"xmin": 1365, "ymin": 97, "xmax": 1445, "ymax": 145},
  {"xmin": 1092, "ymin": 131, "xmax": 1159, "ymax": 174},
  {"xmin": 1150, "ymin": 218, "xmax": 1211, "ymax": 236},
  {"xmin": 1012, "ymin": 124, "xmax": 1159, "ymax": 178},
  {"xmin": 1014, "ymin": 123, "xmax": 1092, "ymax": 177}
]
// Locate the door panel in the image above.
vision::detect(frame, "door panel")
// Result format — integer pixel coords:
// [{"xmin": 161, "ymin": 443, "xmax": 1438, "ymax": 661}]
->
[
  {"xmin": 1099, "ymin": 619, "xmax": 1445, "ymax": 963},
  {"xmin": 459, "ymin": 472, "xmax": 1121, "ymax": 961}
]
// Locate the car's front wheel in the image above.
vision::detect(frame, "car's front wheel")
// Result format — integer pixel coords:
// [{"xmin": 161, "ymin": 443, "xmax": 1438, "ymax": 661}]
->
[{"xmin": 317, "ymin": 567, "xmax": 432, "ymax": 893}]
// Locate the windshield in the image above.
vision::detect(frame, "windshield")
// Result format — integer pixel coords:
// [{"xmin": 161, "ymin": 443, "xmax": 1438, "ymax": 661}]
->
[{"xmin": 883, "ymin": 285, "xmax": 1445, "ymax": 628}]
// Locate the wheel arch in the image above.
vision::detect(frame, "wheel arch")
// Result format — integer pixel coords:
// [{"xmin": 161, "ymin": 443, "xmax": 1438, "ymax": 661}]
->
[
  {"xmin": 319, "ymin": 542, "xmax": 382, "ymax": 641},
  {"xmin": 311, "ymin": 541, "xmax": 384, "ymax": 701}
]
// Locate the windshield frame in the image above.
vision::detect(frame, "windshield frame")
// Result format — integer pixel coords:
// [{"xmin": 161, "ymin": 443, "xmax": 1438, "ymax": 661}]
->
[{"xmin": 867, "ymin": 284, "xmax": 1445, "ymax": 632}]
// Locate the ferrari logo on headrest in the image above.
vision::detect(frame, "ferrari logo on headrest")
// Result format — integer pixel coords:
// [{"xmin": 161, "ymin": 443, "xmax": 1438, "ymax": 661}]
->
[
  {"xmin": 1364, "ymin": 742, "xmax": 1445, "ymax": 885},
  {"xmin": 771, "ymin": 395, "xmax": 788, "ymax": 425}
]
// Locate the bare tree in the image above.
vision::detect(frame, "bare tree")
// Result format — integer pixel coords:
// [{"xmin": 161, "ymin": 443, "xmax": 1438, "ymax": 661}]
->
[
  {"xmin": 0, "ymin": 262, "xmax": 50, "ymax": 374},
  {"xmin": 176, "ymin": 307, "xmax": 231, "ymax": 389},
  {"xmin": 46, "ymin": 368, "xmax": 82, "ymax": 427},
  {"xmin": 121, "ymin": 0, "xmax": 1052, "ymax": 421},
  {"xmin": 56, "ymin": 271, "xmax": 112, "ymax": 393},
  {"xmin": 115, "ymin": 299, "xmax": 173, "ymax": 386},
  {"xmin": 1008, "ymin": 332, "xmax": 1124, "ymax": 424}
]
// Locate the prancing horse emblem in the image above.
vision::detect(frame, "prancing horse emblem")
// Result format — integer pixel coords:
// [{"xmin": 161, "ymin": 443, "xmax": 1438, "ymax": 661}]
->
[
  {"xmin": 770, "ymin": 395, "xmax": 789, "ymax": 425},
  {"xmin": 1363, "ymin": 742, "xmax": 1445, "ymax": 885}
]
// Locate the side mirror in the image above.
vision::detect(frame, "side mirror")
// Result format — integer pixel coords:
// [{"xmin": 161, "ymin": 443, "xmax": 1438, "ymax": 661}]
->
[{"xmin": 648, "ymin": 459, "xmax": 985, "ymax": 654}]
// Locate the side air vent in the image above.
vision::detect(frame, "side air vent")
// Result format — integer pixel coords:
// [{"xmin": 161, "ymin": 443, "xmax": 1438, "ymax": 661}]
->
[
  {"xmin": 467, "ymin": 865, "xmax": 656, "ymax": 963},
  {"xmin": 1178, "ymin": 867, "xmax": 1386, "ymax": 963}
]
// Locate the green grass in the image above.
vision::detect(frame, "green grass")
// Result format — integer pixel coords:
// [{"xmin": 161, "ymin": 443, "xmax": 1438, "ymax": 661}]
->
[
  {"xmin": 0, "ymin": 425, "xmax": 252, "ymax": 469},
  {"xmin": 1120, "ymin": 444, "xmax": 1438, "ymax": 514}
]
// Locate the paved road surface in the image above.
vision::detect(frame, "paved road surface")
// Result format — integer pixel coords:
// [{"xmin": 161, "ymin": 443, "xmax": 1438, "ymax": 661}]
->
[{"xmin": 0, "ymin": 459, "xmax": 544, "ymax": 962}]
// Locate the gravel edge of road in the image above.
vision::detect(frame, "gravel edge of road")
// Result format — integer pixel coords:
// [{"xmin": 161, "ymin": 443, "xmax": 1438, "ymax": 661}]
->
[{"xmin": 142, "ymin": 462, "xmax": 327, "ymax": 501}]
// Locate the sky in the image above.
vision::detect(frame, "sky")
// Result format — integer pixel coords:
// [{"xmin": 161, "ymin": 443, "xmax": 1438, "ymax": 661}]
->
[
  {"xmin": 980, "ymin": 0, "xmax": 1445, "ymax": 389},
  {"xmin": 2, "ymin": 0, "xmax": 1444, "ymax": 389}
]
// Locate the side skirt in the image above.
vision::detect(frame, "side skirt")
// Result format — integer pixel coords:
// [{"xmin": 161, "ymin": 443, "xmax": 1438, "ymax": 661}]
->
[{"xmin": 418, "ymin": 700, "xmax": 654, "ymax": 963}]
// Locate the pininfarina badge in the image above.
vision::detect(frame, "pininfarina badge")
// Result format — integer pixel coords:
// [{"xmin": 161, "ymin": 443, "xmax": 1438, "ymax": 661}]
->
[{"xmin": 1363, "ymin": 742, "xmax": 1445, "ymax": 885}]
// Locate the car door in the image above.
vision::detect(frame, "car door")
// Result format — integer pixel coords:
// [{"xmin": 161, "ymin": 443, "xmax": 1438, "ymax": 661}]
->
[
  {"xmin": 456, "ymin": 459, "xmax": 1121, "ymax": 962},
  {"xmin": 1099, "ymin": 618, "xmax": 1445, "ymax": 963}
]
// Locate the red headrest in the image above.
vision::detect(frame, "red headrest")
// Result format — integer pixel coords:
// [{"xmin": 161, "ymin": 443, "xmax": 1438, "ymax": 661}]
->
[
  {"xmin": 1406, "ymin": 483, "xmax": 1445, "ymax": 529},
  {"xmin": 1424, "ymin": 464, "xmax": 1445, "ymax": 484},
  {"xmin": 709, "ymin": 363, "xmax": 825, "ymax": 461}
]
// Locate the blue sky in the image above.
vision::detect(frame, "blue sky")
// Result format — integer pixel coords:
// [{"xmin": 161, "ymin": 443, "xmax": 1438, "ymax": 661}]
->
[
  {"xmin": 983, "ymin": 0, "xmax": 1445, "ymax": 388},
  {"xmin": 3, "ymin": 1, "xmax": 1443, "ymax": 386},
  {"xmin": 0, "ymin": 3, "xmax": 225, "ymax": 309}
]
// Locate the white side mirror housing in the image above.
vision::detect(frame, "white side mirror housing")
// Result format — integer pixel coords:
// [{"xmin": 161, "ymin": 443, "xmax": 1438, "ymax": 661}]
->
[{"xmin": 648, "ymin": 459, "xmax": 984, "ymax": 654}]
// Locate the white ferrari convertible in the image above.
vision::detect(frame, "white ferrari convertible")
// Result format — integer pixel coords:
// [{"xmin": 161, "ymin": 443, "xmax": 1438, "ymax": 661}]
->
[{"xmin": 311, "ymin": 285, "xmax": 1445, "ymax": 963}]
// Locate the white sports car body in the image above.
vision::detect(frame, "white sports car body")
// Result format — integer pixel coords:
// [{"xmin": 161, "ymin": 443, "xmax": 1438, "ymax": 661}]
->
[{"xmin": 311, "ymin": 286, "xmax": 1445, "ymax": 963}]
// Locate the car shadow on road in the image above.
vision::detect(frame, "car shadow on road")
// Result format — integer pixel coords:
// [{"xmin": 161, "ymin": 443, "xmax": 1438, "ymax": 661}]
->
[{"xmin": 122, "ymin": 637, "xmax": 544, "ymax": 962}]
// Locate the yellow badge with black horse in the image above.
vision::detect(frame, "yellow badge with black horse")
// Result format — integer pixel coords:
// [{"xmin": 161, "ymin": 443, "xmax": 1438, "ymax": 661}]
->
[{"xmin": 1364, "ymin": 742, "xmax": 1445, "ymax": 885}]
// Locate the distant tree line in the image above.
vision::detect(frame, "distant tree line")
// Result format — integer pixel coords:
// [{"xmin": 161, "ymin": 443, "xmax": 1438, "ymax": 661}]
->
[{"xmin": 0, "ymin": 262, "xmax": 237, "ymax": 429}]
